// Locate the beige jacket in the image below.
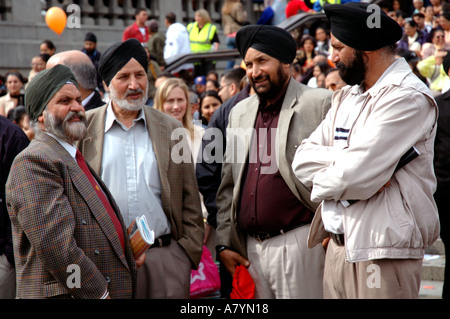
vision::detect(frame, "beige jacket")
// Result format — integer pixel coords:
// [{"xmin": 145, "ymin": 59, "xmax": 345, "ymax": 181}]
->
[
  {"xmin": 216, "ymin": 78, "xmax": 332, "ymax": 258},
  {"xmin": 292, "ymin": 58, "xmax": 440, "ymax": 262}
]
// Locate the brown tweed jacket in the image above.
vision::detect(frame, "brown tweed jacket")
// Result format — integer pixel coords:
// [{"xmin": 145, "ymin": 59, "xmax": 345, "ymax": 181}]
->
[
  {"xmin": 77, "ymin": 105, "xmax": 204, "ymax": 268},
  {"xmin": 6, "ymin": 132, "xmax": 136, "ymax": 299}
]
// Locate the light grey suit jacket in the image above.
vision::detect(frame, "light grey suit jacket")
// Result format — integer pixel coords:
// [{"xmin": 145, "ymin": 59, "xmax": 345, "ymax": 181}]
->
[
  {"xmin": 77, "ymin": 105, "xmax": 204, "ymax": 268},
  {"xmin": 215, "ymin": 78, "xmax": 332, "ymax": 258}
]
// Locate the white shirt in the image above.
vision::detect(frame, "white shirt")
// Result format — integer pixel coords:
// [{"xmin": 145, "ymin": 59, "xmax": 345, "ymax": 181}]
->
[
  {"xmin": 164, "ymin": 22, "xmax": 194, "ymax": 73},
  {"xmin": 101, "ymin": 102, "xmax": 171, "ymax": 238},
  {"xmin": 82, "ymin": 91, "xmax": 96, "ymax": 107}
]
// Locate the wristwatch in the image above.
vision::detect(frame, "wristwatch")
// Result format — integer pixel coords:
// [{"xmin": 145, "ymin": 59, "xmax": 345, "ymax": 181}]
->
[{"xmin": 215, "ymin": 245, "xmax": 228, "ymax": 255}]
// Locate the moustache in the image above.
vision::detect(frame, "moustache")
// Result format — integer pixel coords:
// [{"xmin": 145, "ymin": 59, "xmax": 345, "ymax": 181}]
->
[
  {"xmin": 65, "ymin": 111, "xmax": 86, "ymax": 123},
  {"xmin": 125, "ymin": 89, "xmax": 144, "ymax": 98},
  {"xmin": 252, "ymin": 74, "xmax": 269, "ymax": 83},
  {"xmin": 335, "ymin": 62, "xmax": 346, "ymax": 70}
]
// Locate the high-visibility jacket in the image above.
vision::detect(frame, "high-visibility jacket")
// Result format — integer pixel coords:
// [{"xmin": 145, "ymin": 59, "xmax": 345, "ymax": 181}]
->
[
  {"xmin": 310, "ymin": 0, "xmax": 341, "ymax": 5},
  {"xmin": 310, "ymin": 0, "xmax": 341, "ymax": 11},
  {"xmin": 187, "ymin": 22, "xmax": 217, "ymax": 53}
]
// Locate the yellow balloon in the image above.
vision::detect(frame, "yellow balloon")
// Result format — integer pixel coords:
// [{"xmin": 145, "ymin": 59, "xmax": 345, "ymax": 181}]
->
[{"xmin": 45, "ymin": 7, "xmax": 67, "ymax": 35}]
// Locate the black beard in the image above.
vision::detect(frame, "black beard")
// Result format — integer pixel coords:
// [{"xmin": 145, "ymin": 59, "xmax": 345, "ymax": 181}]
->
[
  {"xmin": 336, "ymin": 50, "xmax": 366, "ymax": 86},
  {"xmin": 252, "ymin": 65, "xmax": 289, "ymax": 102}
]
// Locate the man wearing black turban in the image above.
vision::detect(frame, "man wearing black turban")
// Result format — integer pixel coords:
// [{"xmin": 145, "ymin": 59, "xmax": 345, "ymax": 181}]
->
[
  {"xmin": 77, "ymin": 38, "xmax": 204, "ymax": 299},
  {"xmin": 292, "ymin": 2, "xmax": 440, "ymax": 299},
  {"xmin": 215, "ymin": 25, "xmax": 332, "ymax": 298}
]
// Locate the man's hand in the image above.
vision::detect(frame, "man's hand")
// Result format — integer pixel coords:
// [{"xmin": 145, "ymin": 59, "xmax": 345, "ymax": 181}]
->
[
  {"xmin": 135, "ymin": 252, "xmax": 146, "ymax": 269},
  {"xmin": 218, "ymin": 249, "xmax": 250, "ymax": 277}
]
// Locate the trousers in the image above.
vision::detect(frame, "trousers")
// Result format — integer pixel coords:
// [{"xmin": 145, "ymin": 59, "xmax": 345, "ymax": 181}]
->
[
  {"xmin": 0, "ymin": 254, "xmax": 15, "ymax": 299},
  {"xmin": 246, "ymin": 224, "xmax": 325, "ymax": 298},
  {"xmin": 324, "ymin": 238, "xmax": 422, "ymax": 298},
  {"xmin": 136, "ymin": 239, "xmax": 191, "ymax": 299}
]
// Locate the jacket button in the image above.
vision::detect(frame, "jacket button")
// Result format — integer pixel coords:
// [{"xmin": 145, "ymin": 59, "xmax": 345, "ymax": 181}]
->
[
  {"xmin": 105, "ymin": 276, "xmax": 111, "ymax": 283},
  {"xmin": 82, "ymin": 220, "xmax": 87, "ymax": 225},
  {"xmin": 94, "ymin": 249, "xmax": 100, "ymax": 255}
]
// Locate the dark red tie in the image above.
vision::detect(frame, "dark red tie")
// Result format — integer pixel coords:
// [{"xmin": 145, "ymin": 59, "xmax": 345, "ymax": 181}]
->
[{"xmin": 76, "ymin": 150, "xmax": 125, "ymax": 251}]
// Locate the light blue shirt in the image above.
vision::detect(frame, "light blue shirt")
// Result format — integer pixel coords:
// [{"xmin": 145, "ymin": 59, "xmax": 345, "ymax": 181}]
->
[{"xmin": 101, "ymin": 102, "xmax": 171, "ymax": 238}]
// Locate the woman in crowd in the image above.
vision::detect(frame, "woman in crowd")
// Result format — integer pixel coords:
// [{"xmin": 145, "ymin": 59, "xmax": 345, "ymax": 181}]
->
[
  {"xmin": 296, "ymin": 35, "xmax": 316, "ymax": 73},
  {"xmin": 6, "ymin": 105, "xmax": 34, "ymax": 140},
  {"xmin": 314, "ymin": 26, "xmax": 330, "ymax": 56},
  {"xmin": 307, "ymin": 60, "xmax": 331, "ymax": 88},
  {"xmin": 0, "ymin": 72, "xmax": 25, "ymax": 117},
  {"xmin": 199, "ymin": 90, "xmax": 222, "ymax": 127},
  {"xmin": 397, "ymin": 19, "xmax": 427, "ymax": 57},
  {"xmin": 154, "ymin": 77, "xmax": 204, "ymax": 163},
  {"xmin": 221, "ymin": 0, "xmax": 248, "ymax": 69},
  {"xmin": 39, "ymin": 39, "xmax": 56, "ymax": 56},
  {"xmin": 206, "ymin": 79, "xmax": 220, "ymax": 92},
  {"xmin": 421, "ymin": 28, "xmax": 447, "ymax": 59}
]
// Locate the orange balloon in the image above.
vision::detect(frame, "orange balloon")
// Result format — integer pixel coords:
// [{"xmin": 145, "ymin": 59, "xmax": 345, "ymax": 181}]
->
[{"xmin": 45, "ymin": 7, "xmax": 67, "ymax": 35}]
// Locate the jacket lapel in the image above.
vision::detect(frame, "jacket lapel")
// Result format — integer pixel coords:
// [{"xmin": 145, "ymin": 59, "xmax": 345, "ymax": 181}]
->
[
  {"xmin": 233, "ymin": 96, "xmax": 258, "ymax": 203},
  {"xmin": 81, "ymin": 107, "xmax": 106, "ymax": 175},
  {"xmin": 277, "ymin": 79, "xmax": 301, "ymax": 199},
  {"xmin": 67, "ymin": 157, "xmax": 130, "ymax": 270}
]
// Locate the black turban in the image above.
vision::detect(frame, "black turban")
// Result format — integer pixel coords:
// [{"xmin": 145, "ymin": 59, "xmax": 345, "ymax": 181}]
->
[
  {"xmin": 324, "ymin": 2, "xmax": 402, "ymax": 51},
  {"xmin": 25, "ymin": 64, "xmax": 79, "ymax": 121},
  {"xmin": 99, "ymin": 38, "xmax": 148, "ymax": 87},
  {"xmin": 236, "ymin": 25, "xmax": 297, "ymax": 64},
  {"xmin": 84, "ymin": 32, "xmax": 97, "ymax": 43}
]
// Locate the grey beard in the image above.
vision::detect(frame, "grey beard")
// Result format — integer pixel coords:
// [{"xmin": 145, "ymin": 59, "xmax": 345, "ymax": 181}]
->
[
  {"xmin": 109, "ymin": 83, "xmax": 148, "ymax": 112},
  {"xmin": 44, "ymin": 110, "xmax": 87, "ymax": 144}
]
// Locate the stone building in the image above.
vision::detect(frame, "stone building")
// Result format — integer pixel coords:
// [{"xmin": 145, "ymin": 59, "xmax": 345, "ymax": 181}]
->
[{"xmin": 0, "ymin": 0, "xmax": 258, "ymax": 77}]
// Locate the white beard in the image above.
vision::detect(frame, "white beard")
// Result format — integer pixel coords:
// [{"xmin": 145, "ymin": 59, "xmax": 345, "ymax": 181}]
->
[{"xmin": 109, "ymin": 82, "xmax": 148, "ymax": 112}]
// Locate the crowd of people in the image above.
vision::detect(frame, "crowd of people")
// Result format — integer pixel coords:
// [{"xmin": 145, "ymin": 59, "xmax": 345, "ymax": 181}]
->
[{"xmin": 0, "ymin": 0, "xmax": 448, "ymax": 300}]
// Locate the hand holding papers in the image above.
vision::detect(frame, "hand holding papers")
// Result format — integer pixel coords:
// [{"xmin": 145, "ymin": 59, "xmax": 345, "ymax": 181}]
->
[{"xmin": 127, "ymin": 215, "xmax": 155, "ymax": 258}]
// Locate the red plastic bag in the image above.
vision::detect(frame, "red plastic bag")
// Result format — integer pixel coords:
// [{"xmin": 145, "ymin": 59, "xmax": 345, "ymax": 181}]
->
[
  {"xmin": 190, "ymin": 246, "xmax": 221, "ymax": 298},
  {"xmin": 230, "ymin": 265, "xmax": 255, "ymax": 299}
]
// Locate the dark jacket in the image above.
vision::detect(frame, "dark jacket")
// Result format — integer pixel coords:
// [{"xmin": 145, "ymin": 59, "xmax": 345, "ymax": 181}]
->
[
  {"xmin": 196, "ymin": 84, "xmax": 251, "ymax": 227},
  {"xmin": 84, "ymin": 90, "xmax": 105, "ymax": 112},
  {"xmin": 434, "ymin": 89, "xmax": 450, "ymax": 186},
  {"xmin": 0, "ymin": 116, "xmax": 29, "ymax": 264}
]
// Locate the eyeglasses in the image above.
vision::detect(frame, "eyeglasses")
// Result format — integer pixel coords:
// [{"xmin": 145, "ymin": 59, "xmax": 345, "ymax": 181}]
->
[{"xmin": 218, "ymin": 83, "xmax": 232, "ymax": 91}]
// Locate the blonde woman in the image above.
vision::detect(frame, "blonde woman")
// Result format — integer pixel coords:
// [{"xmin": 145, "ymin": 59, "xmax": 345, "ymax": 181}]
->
[
  {"xmin": 154, "ymin": 78, "xmax": 204, "ymax": 163},
  {"xmin": 154, "ymin": 78, "xmax": 214, "ymax": 253},
  {"xmin": 222, "ymin": 0, "xmax": 248, "ymax": 69}
]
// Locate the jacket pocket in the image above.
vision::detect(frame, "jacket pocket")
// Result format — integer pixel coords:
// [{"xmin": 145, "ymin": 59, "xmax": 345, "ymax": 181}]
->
[{"xmin": 44, "ymin": 281, "xmax": 70, "ymax": 298}]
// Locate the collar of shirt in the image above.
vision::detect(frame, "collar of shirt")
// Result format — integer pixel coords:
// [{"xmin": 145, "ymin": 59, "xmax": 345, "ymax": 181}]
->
[
  {"xmin": 350, "ymin": 58, "xmax": 410, "ymax": 97},
  {"xmin": 104, "ymin": 100, "xmax": 147, "ymax": 133},
  {"xmin": 45, "ymin": 132, "xmax": 77, "ymax": 160},
  {"xmin": 82, "ymin": 91, "xmax": 96, "ymax": 107}
]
